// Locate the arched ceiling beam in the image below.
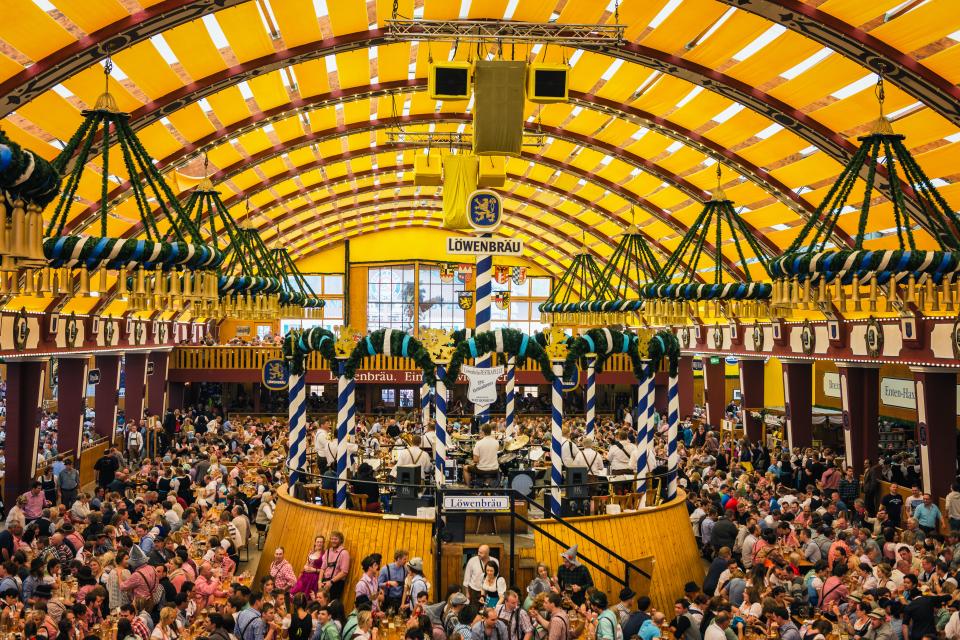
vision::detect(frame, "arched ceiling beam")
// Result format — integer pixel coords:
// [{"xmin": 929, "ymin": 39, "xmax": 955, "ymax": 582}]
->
[
  {"xmin": 60, "ymin": 30, "xmax": 926, "ymax": 229},
  {"xmin": 0, "ymin": 0, "xmax": 247, "ymax": 118},
  {"xmin": 205, "ymin": 167, "xmax": 727, "ymax": 280},
  {"xmin": 714, "ymin": 0, "xmax": 960, "ymax": 127},
  {"xmin": 75, "ymin": 114, "xmax": 780, "ymax": 262},
  {"xmin": 229, "ymin": 179, "xmax": 719, "ymax": 281},
  {"xmin": 109, "ymin": 80, "xmax": 816, "ymax": 226},
  {"xmin": 87, "ymin": 209, "xmax": 569, "ymax": 316}
]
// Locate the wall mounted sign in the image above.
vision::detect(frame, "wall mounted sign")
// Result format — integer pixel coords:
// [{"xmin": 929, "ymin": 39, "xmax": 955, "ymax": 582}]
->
[
  {"xmin": 466, "ymin": 189, "xmax": 502, "ymax": 232},
  {"xmin": 262, "ymin": 359, "xmax": 290, "ymax": 390}
]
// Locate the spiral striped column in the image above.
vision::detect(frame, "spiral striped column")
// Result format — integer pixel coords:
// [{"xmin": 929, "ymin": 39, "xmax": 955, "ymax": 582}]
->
[
  {"xmin": 434, "ymin": 365, "xmax": 448, "ymax": 488},
  {"xmin": 666, "ymin": 375, "xmax": 680, "ymax": 501},
  {"xmin": 420, "ymin": 380, "xmax": 431, "ymax": 424},
  {"xmin": 550, "ymin": 363, "xmax": 564, "ymax": 517},
  {"xmin": 335, "ymin": 362, "xmax": 354, "ymax": 509},
  {"xmin": 635, "ymin": 373, "xmax": 650, "ymax": 488},
  {"xmin": 286, "ymin": 373, "xmax": 307, "ymax": 489},
  {"xmin": 585, "ymin": 355, "xmax": 597, "ymax": 437},
  {"xmin": 474, "ymin": 250, "xmax": 492, "ymax": 424},
  {"xmin": 504, "ymin": 356, "xmax": 516, "ymax": 432}
]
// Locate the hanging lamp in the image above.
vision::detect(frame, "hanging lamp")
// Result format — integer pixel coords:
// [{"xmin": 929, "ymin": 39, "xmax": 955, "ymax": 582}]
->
[
  {"xmin": 641, "ymin": 165, "xmax": 774, "ymax": 323},
  {"xmin": 0, "ymin": 131, "xmax": 61, "ymax": 296},
  {"xmin": 769, "ymin": 76, "xmax": 960, "ymax": 315},
  {"xmin": 270, "ymin": 247, "xmax": 325, "ymax": 319},
  {"xmin": 577, "ymin": 211, "xmax": 661, "ymax": 325},
  {"xmin": 539, "ymin": 230, "xmax": 606, "ymax": 326},
  {"xmin": 41, "ymin": 60, "xmax": 222, "ymax": 304}
]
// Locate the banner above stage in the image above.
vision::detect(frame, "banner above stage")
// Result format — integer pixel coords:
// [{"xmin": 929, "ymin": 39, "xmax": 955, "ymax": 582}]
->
[{"xmin": 463, "ymin": 365, "xmax": 505, "ymax": 405}]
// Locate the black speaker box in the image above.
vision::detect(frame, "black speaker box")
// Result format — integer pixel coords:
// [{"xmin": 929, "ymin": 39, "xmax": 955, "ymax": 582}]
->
[
  {"xmin": 392, "ymin": 497, "xmax": 427, "ymax": 516},
  {"xmin": 561, "ymin": 497, "xmax": 590, "ymax": 517},
  {"xmin": 566, "ymin": 467, "xmax": 589, "ymax": 499},
  {"xmin": 508, "ymin": 469, "xmax": 536, "ymax": 498},
  {"xmin": 396, "ymin": 465, "xmax": 421, "ymax": 499}
]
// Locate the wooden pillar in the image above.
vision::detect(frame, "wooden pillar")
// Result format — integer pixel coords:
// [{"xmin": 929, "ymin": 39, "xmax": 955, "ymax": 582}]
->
[
  {"xmin": 167, "ymin": 382, "xmax": 186, "ymax": 412},
  {"xmin": 678, "ymin": 355, "xmax": 694, "ymax": 420},
  {"xmin": 837, "ymin": 363, "xmax": 880, "ymax": 477},
  {"xmin": 738, "ymin": 358, "xmax": 765, "ymax": 442},
  {"xmin": 4, "ymin": 361, "xmax": 45, "ymax": 508},
  {"xmin": 781, "ymin": 360, "xmax": 813, "ymax": 450},
  {"xmin": 146, "ymin": 351, "xmax": 170, "ymax": 418},
  {"xmin": 124, "ymin": 353, "xmax": 148, "ymax": 426},
  {"xmin": 93, "ymin": 355, "xmax": 121, "ymax": 441},
  {"xmin": 912, "ymin": 367, "xmax": 959, "ymax": 499},
  {"xmin": 56, "ymin": 357, "xmax": 88, "ymax": 460},
  {"xmin": 703, "ymin": 358, "xmax": 726, "ymax": 428}
]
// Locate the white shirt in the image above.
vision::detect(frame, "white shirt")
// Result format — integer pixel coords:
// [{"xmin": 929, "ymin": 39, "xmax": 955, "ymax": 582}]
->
[
  {"xmin": 945, "ymin": 610, "xmax": 960, "ymax": 640},
  {"xmin": 572, "ymin": 448, "xmax": 606, "ymax": 477},
  {"xmin": 422, "ymin": 431, "xmax": 437, "ymax": 452},
  {"xmin": 473, "ymin": 436, "xmax": 500, "ymax": 471},
  {"xmin": 704, "ymin": 622, "xmax": 726, "ymax": 640},
  {"xmin": 559, "ymin": 438, "xmax": 580, "ymax": 468},
  {"xmin": 463, "ymin": 555, "xmax": 499, "ymax": 592},
  {"xmin": 391, "ymin": 446, "xmax": 432, "ymax": 477},
  {"xmin": 607, "ymin": 440, "xmax": 637, "ymax": 473},
  {"xmin": 314, "ymin": 429, "xmax": 333, "ymax": 462}
]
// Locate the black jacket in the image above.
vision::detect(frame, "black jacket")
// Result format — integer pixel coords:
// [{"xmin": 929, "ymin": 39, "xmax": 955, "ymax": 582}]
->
[{"xmin": 711, "ymin": 517, "xmax": 738, "ymax": 551}]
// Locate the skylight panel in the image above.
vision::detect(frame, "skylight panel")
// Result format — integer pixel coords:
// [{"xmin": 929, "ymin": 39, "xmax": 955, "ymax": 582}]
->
[
  {"xmin": 886, "ymin": 101, "xmax": 923, "ymax": 120},
  {"xmin": 52, "ymin": 85, "xmax": 74, "ymax": 99},
  {"xmin": 945, "ymin": 132, "xmax": 960, "ymax": 143},
  {"xmin": 686, "ymin": 7, "xmax": 736, "ymax": 50},
  {"xmin": 459, "ymin": 0, "xmax": 472, "ymax": 19},
  {"xmin": 831, "ymin": 74, "xmax": 877, "ymax": 100},
  {"xmin": 600, "ymin": 60, "xmax": 624, "ymax": 81},
  {"xmin": 665, "ymin": 141, "xmax": 683, "ymax": 154},
  {"xmin": 884, "ymin": 0, "xmax": 930, "ymax": 22},
  {"xmin": 570, "ymin": 106, "xmax": 583, "ymax": 117},
  {"xmin": 799, "ymin": 145, "xmax": 817, "ymax": 156},
  {"xmin": 313, "ymin": 0, "xmax": 328, "ymax": 16},
  {"xmin": 237, "ymin": 81, "xmax": 254, "ymax": 100},
  {"xmin": 781, "ymin": 48, "xmax": 832, "ymax": 80},
  {"xmin": 257, "ymin": 0, "xmax": 280, "ymax": 39},
  {"xmin": 755, "ymin": 123, "xmax": 783, "ymax": 139},
  {"xmin": 629, "ymin": 128, "xmax": 649, "ymax": 142},
  {"xmin": 32, "ymin": 0, "xmax": 55, "ymax": 11},
  {"xmin": 732, "ymin": 25, "xmax": 786, "ymax": 62},
  {"xmin": 324, "ymin": 55, "xmax": 337, "ymax": 74},
  {"xmin": 630, "ymin": 71, "xmax": 663, "ymax": 101},
  {"xmin": 712, "ymin": 103, "xmax": 744, "ymax": 123},
  {"xmin": 675, "ymin": 86, "xmax": 702, "ymax": 108},
  {"xmin": 649, "ymin": 0, "xmax": 683, "ymax": 29},
  {"xmin": 151, "ymin": 36, "xmax": 180, "ymax": 65},
  {"xmin": 504, "ymin": 0, "xmax": 520, "ymax": 20},
  {"xmin": 770, "ymin": 223, "xmax": 790, "ymax": 231},
  {"xmin": 702, "ymin": 157, "xmax": 717, "ymax": 167},
  {"xmin": 599, "ymin": 156, "xmax": 612, "ymax": 166},
  {"xmin": 568, "ymin": 50, "xmax": 584, "ymax": 67},
  {"xmin": 103, "ymin": 60, "xmax": 127, "ymax": 81},
  {"xmin": 201, "ymin": 15, "xmax": 230, "ymax": 49}
]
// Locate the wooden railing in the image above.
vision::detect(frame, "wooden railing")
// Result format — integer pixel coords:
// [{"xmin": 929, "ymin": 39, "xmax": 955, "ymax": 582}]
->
[{"xmin": 170, "ymin": 346, "xmax": 636, "ymax": 373}]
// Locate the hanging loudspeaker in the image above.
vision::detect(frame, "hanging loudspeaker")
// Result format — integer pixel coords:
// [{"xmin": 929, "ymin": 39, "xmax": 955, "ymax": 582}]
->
[
  {"xmin": 527, "ymin": 64, "xmax": 569, "ymax": 104},
  {"xmin": 473, "ymin": 60, "xmax": 526, "ymax": 156},
  {"xmin": 428, "ymin": 62, "xmax": 471, "ymax": 100}
]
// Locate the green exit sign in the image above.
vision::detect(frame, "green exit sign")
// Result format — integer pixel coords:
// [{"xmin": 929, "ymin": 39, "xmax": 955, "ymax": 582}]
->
[{"xmin": 709, "ymin": 357, "xmax": 722, "ymax": 365}]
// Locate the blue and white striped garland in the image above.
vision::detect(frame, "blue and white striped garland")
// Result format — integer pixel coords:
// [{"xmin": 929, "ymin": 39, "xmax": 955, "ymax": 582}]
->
[
  {"xmin": 550, "ymin": 363, "xmax": 564, "ymax": 517},
  {"xmin": 666, "ymin": 375, "xmax": 680, "ymax": 501},
  {"xmin": 286, "ymin": 373, "xmax": 307, "ymax": 489},
  {"xmin": 585, "ymin": 356, "xmax": 596, "ymax": 437},
  {"xmin": 505, "ymin": 356, "xmax": 516, "ymax": 432},
  {"xmin": 336, "ymin": 363, "xmax": 354, "ymax": 509},
  {"xmin": 474, "ymin": 250, "xmax": 492, "ymax": 424},
  {"xmin": 434, "ymin": 365, "xmax": 448, "ymax": 488}
]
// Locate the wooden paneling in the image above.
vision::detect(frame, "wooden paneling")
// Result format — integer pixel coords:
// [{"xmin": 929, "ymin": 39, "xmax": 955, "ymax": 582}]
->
[
  {"xmin": 79, "ymin": 439, "xmax": 109, "ymax": 487},
  {"xmin": 255, "ymin": 487, "xmax": 435, "ymax": 611},
  {"xmin": 530, "ymin": 492, "xmax": 702, "ymax": 614}
]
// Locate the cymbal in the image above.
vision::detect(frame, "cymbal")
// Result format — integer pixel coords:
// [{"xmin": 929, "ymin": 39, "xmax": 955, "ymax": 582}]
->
[
  {"xmin": 504, "ymin": 434, "xmax": 529, "ymax": 451},
  {"xmin": 452, "ymin": 432, "xmax": 475, "ymax": 441}
]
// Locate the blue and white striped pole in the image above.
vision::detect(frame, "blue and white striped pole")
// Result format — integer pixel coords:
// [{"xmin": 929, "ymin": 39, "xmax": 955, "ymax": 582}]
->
[
  {"xmin": 420, "ymin": 380, "xmax": 431, "ymax": 425},
  {"xmin": 550, "ymin": 362, "xmax": 564, "ymax": 517},
  {"xmin": 635, "ymin": 373, "xmax": 650, "ymax": 490},
  {"xmin": 504, "ymin": 356, "xmax": 516, "ymax": 432},
  {"xmin": 335, "ymin": 362, "xmax": 354, "ymax": 509},
  {"xmin": 666, "ymin": 374, "xmax": 680, "ymax": 501},
  {"xmin": 474, "ymin": 251, "xmax": 492, "ymax": 424},
  {"xmin": 286, "ymin": 373, "xmax": 307, "ymax": 490},
  {"xmin": 434, "ymin": 365, "xmax": 448, "ymax": 488},
  {"xmin": 585, "ymin": 355, "xmax": 596, "ymax": 437}
]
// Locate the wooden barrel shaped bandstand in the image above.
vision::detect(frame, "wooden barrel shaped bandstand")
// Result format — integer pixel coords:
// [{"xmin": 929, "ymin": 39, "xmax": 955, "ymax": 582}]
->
[{"xmin": 256, "ymin": 485, "xmax": 702, "ymax": 613}]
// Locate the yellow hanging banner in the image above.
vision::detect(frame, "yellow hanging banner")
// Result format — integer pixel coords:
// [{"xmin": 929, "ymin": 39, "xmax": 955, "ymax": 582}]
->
[{"xmin": 442, "ymin": 154, "xmax": 479, "ymax": 229}]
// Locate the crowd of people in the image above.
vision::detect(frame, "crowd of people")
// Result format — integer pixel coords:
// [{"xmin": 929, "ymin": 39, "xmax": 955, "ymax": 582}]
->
[{"xmin": 0, "ymin": 389, "xmax": 957, "ymax": 640}]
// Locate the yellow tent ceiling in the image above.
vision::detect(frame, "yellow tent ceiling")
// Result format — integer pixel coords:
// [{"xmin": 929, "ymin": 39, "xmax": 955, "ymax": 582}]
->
[{"xmin": 3, "ymin": 0, "xmax": 960, "ymax": 286}]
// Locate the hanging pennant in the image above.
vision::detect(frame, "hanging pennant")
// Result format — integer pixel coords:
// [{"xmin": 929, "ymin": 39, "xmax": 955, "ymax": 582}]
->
[
  {"xmin": 439, "ymin": 264, "xmax": 456, "ymax": 283},
  {"xmin": 511, "ymin": 266, "xmax": 527, "ymax": 285},
  {"xmin": 494, "ymin": 265, "xmax": 510, "ymax": 284},
  {"xmin": 458, "ymin": 291, "xmax": 474, "ymax": 310},
  {"xmin": 457, "ymin": 263, "xmax": 473, "ymax": 284},
  {"xmin": 494, "ymin": 291, "xmax": 511, "ymax": 310}
]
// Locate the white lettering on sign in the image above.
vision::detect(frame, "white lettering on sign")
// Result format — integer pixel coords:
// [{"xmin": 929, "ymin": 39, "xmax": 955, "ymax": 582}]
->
[
  {"xmin": 442, "ymin": 495, "xmax": 510, "ymax": 511},
  {"xmin": 880, "ymin": 378, "xmax": 916, "ymax": 409},
  {"xmin": 446, "ymin": 236, "xmax": 524, "ymax": 256},
  {"xmin": 822, "ymin": 372, "xmax": 841, "ymax": 398}
]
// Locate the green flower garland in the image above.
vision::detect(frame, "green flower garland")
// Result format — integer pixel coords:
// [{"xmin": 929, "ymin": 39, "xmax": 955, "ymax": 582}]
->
[
  {"xmin": 446, "ymin": 328, "xmax": 555, "ymax": 382},
  {"xmin": 43, "ymin": 235, "xmax": 224, "ymax": 271},
  {"xmin": 282, "ymin": 327, "xmax": 337, "ymax": 376},
  {"xmin": 343, "ymin": 329, "xmax": 436, "ymax": 385}
]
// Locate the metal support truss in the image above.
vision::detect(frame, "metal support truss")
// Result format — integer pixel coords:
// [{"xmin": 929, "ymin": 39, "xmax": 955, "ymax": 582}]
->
[
  {"xmin": 386, "ymin": 19, "xmax": 625, "ymax": 45},
  {"xmin": 384, "ymin": 130, "xmax": 547, "ymax": 147}
]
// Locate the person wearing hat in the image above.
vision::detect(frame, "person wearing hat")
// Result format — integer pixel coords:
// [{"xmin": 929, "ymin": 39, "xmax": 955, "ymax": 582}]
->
[
  {"xmin": 865, "ymin": 607, "xmax": 895, "ymax": 640},
  {"xmin": 557, "ymin": 545, "xmax": 593, "ymax": 607},
  {"xmin": 586, "ymin": 591, "xmax": 621, "ymax": 640},
  {"xmin": 613, "ymin": 587, "xmax": 636, "ymax": 626}
]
